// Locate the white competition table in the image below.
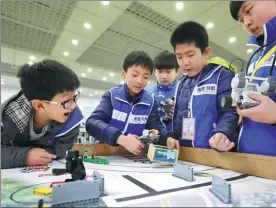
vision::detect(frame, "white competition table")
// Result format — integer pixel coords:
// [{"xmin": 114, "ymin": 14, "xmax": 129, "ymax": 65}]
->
[{"xmin": 2, "ymin": 155, "xmax": 276, "ymax": 207}]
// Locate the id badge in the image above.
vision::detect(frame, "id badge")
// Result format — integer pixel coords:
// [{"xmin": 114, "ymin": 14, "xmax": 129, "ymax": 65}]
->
[{"xmin": 182, "ymin": 117, "xmax": 195, "ymax": 140}]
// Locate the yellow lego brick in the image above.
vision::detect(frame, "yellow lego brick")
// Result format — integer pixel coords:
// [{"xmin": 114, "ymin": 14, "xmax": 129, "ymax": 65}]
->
[{"xmin": 33, "ymin": 187, "xmax": 52, "ymax": 196}]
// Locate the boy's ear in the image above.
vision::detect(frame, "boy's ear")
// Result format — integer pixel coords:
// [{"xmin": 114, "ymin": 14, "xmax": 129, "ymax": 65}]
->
[
  {"xmin": 121, "ymin": 68, "xmax": 126, "ymax": 80},
  {"xmin": 31, "ymin": 100, "xmax": 45, "ymax": 112},
  {"xmin": 204, "ymin": 47, "xmax": 212, "ymax": 60}
]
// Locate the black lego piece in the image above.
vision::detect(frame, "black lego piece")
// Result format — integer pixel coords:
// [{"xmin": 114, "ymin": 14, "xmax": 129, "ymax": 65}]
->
[{"xmin": 52, "ymin": 150, "xmax": 86, "ymax": 182}]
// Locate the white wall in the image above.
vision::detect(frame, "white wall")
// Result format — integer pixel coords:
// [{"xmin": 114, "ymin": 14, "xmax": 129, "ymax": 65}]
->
[
  {"xmin": 78, "ymin": 96, "xmax": 101, "ymax": 119},
  {"xmin": 1, "ymin": 86, "xmax": 19, "ymax": 103},
  {"xmin": 1, "ymin": 85, "xmax": 101, "ymax": 119}
]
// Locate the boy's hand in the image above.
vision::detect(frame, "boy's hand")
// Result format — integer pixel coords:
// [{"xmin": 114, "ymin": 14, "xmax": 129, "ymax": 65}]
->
[
  {"xmin": 26, "ymin": 148, "xmax": 56, "ymax": 166},
  {"xmin": 167, "ymin": 137, "xmax": 180, "ymax": 150},
  {"xmin": 237, "ymin": 93, "xmax": 276, "ymax": 124},
  {"xmin": 117, "ymin": 135, "xmax": 144, "ymax": 155},
  {"xmin": 209, "ymin": 133, "xmax": 234, "ymax": 152},
  {"xmin": 168, "ymin": 104, "xmax": 175, "ymax": 119}
]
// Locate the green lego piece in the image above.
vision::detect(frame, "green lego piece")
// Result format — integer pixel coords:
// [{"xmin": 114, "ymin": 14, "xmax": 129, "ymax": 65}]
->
[
  {"xmin": 194, "ymin": 171, "xmax": 213, "ymax": 177},
  {"xmin": 83, "ymin": 157, "xmax": 109, "ymax": 165}
]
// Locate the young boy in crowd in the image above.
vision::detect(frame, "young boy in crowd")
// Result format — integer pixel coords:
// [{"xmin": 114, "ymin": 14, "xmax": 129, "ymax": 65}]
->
[
  {"xmin": 230, "ymin": 1, "xmax": 276, "ymax": 156},
  {"xmin": 170, "ymin": 21, "xmax": 239, "ymax": 151},
  {"xmin": 86, "ymin": 51, "xmax": 179, "ymax": 155},
  {"xmin": 147, "ymin": 50, "xmax": 179, "ymax": 131},
  {"xmin": 1, "ymin": 60, "xmax": 83, "ymax": 169}
]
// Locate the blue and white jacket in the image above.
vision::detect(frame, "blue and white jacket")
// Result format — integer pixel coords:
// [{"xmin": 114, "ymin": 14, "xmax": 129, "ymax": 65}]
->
[
  {"xmin": 147, "ymin": 81, "xmax": 177, "ymax": 131},
  {"xmin": 238, "ymin": 16, "xmax": 276, "ymax": 156},
  {"xmin": 172, "ymin": 63, "xmax": 239, "ymax": 149},
  {"xmin": 86, "ymin": 84, "xmax": 171, "ymax": 146}
]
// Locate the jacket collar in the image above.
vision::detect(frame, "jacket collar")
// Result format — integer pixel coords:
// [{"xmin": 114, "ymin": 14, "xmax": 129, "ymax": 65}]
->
[
  {"xmin": 157, "ymin": 80, "xmax": 177, "ymax": 91},
  {"xmin": 121, "ymin": 84, "xmax": 144, "ymax": 104}
]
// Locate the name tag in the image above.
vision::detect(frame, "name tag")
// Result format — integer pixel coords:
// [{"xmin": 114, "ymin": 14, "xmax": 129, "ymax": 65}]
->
[
  {"xmin": 263, "ymin": 54, "xmax": 275, "ymax": 67},
  {"xmin": 182, "ymin": 117, "xmax": 195, "ymax": 141},
  {"xmin": 128, "ymin": 114, "xmax": 148, "ymax": 124},
  {"xmin": 195, "ymin": 84, "xmax": 217, "ymax": 95},
  {"xmin": 112, "ymin": 109, "xmax": 127, "ymax": 122}
]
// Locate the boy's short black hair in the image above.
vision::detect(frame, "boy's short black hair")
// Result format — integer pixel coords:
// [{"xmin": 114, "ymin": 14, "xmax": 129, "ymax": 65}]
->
[
  {"xmin": 123, "ymin": 51, "xmax": 154, "ymax": 74},
  {"xmin": 17, "ymin": 59, "xmax": 80, "ymax": 101},
  {"xmin": 230, "ymin": 1, "xmax": 245, "ymax": 21},
  {"xmin": 170, "ymin": 21, "xmax": 208, "ymax": 54},
  {"xmin": 154, "ymin": 50, "xmax": 179, "ymax": 71}
]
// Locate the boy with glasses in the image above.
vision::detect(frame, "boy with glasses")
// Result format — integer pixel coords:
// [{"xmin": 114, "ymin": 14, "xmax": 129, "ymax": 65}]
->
[{"xmin": 1, "ymin": 59, "xmax": 83, "ymax": 168}]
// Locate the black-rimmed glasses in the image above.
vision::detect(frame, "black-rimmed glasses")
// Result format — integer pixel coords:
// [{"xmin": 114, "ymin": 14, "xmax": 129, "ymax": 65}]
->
[{"xmin": 44, "ymin": 91, "xmax": 80, "ymax": 109}]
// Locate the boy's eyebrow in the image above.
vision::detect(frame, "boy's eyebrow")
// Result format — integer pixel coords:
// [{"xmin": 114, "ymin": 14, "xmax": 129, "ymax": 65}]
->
[
  {"xmin": 61, "ymin": 92, "xmax": 72, "ymax": 97},
  {"xmin": 240, "ymin": 2, "xmax": 250, "ymax": 15},
  {"xmin": 176, "ymin": 50, "xmax": 194, "ymax": 56},
  {"xmin": 132, "ymin": 69, "xmax": 140, "ymax": 74},
  {"xmin": 184, "ymin": 50, "xmax": 195, "ymax": 55}
]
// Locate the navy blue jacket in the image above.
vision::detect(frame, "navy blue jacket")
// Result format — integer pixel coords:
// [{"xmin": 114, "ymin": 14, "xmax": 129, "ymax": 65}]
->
[
  {"xmin": 172, "ymin": 63, "xmax": 239, "ymax": 149},
  {"xmin": 238, "ymin": 16, "xmax": 276, "ymax": 156},
  {"xmin": 86, "ymin": 84, "xmax": 172, "ymax": 146},
  {"xmin": 147, "ymin": 81, "xmax": 177, "ymax": 131}
]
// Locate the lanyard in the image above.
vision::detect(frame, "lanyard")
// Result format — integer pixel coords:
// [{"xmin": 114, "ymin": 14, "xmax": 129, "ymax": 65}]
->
[{"xmin": 251, "ymin": 45, "xmax": 276, "ymax": 77}]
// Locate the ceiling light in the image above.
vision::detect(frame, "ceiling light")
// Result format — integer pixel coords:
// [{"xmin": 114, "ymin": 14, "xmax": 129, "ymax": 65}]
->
[
  {"xmin": 102, "ymin": 77, "xmax": 107, "ymax": 81},
  {"xmin": 72, "ymin": 39, "xmax": 79, "ymax": 45},
  {"xmin": 95, "ymin": 91, "xmax": 98, "ymax": 95},
  {"xmin": 206, "ymin": 22, "xmax": 214, "ymax": 29},
  {"xmin": 81, "ymin": 73, "xmax": 86, "ymax": 77},
  {"xmin": 1, "ymin": 81, "xmax": 4, "ymax": 85},
  {"xmin": 28, "ymin": 61, "xmax": 34, "ymax": 65},
  {"xmin": 247, "ymin": 48, "xmax": 253, "ymax": 54},
  {"xmin": 101, "ymin": 1, "xmax": 110, "ymax": 6},
  {"xmin": 63, "ymin": 51, "xmax": 69, "ymax": 56},
  {"xmin": 175, "ymin": 2, "xmax": 184, "ymax": 11},
  {"xmin": 87, "ymin": 68, "xmax": 92, "ymax": 72},
  {"xmin": 109, "ymin": 73, "xmax": 115, "ymax": 77},
  {"xmin": 120, "ymin": 81, "xmax": 125, "ymax": 84},
  {"xmin": 84, "ymin": 22, "xmax": 92, "ymax": 30},
  {"xmin": 29, "ymin": 55, "xmax": 36, "ymax": 61},
  {"xmin": 89, "ymin": 93, "xmax": 93, "ymax": 96},
  {"xmin": 1, "ymin": 77, "xmax": 3, "ymax": 81},
  {"xmin": 79, "ymin": 88, "xmax": 83, "ymax": 93},
  {"xmin": 229, "ymin": 37, "xmax": 236, "ymax": 43}
]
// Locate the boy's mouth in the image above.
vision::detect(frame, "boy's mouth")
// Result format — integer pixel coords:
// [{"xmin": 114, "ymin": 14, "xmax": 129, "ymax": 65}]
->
[
  {"xmin": 64, "ymin": 112, "xmax": 71, "ymax": 117},
  {"xmin": 251, "ymin": 27, "xmax": 260, "ymax": 35},
  {"xmin": 134, "ymin": 86, "xmax": 142, "ymax": 91}
]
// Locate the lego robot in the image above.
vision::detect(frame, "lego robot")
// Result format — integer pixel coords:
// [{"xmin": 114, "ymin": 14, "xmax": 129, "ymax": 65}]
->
[
  {"xmin": 138, "ymin": 129, "xmax": 159, "ymax": 144},
  {"xmin": 160, "ymin": 97, "xmax": 175, "ymax": 120},
  {"xmin": 221, "ymin": 72, "xmax": 276, "ymax": 109},
  {"xmin": 50, "ymin": 170, "xmax": 105, "ymax": 206}
]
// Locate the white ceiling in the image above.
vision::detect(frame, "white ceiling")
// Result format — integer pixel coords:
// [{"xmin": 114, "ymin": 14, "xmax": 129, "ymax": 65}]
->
[
  {"xmin": 1, "ymin": 1, "xmax": 255, "ymax": 91},
  {"xmin": 1, "ymin": 75, "xmax": 107, "ymax": 99}
]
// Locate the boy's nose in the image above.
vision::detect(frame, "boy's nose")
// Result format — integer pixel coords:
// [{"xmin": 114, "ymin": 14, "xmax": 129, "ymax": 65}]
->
[
  {"xmin": 161, "ymin": 74, "xmax": 167, "ymax": 79},
  {"xmin": 244, "ymin": 16, "xmax": 252, "ymax": 28},
  {"xmin": 182, "ymin": 59, "xmax": 190, "ymax": 67}
]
